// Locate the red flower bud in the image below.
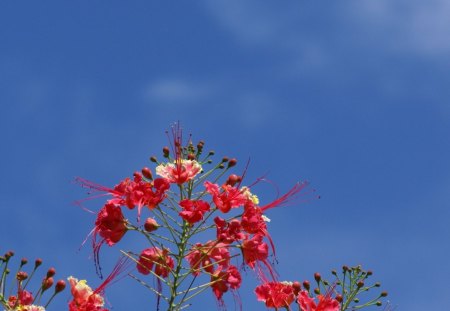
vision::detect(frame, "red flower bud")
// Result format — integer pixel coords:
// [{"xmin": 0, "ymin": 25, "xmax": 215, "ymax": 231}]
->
[
  {"xmin": 5, "ymin": 250, "xmax": 14, "ymax": 259},
  {"xmin": 16, "ymin": 271, "xmax": 28, "ymax": 281},
  {"xmin": 163, "ymin": 146, "xmax": 170, "ymax": 157},
  {"xmin": 302, "ymin": 280, "xmax": 310, "ymax": 290},
  {"xmin": 35, "ymin": 258, "xmax": 43, "ymax": 267},
  {"xmin": 141, "ymin": 167, "xmax": 153, "ymax": 180},
  {"xmin": 226, "ymin": 174, "xmax": 240, "ymax": 186},
  {"xmin": 46, "ymin": 267, "xmax": 56, "ymax": 278},
  {"xmin": 314, "ymin": 272, "xmax": 321, "ymax": 282},
  {"xmin": 292, "ymin": 281, "xmax": 301, "ymax": 295},
  {"xmin": 227, "ymin": 158, "xmax": 237, "ymax": 168},
  {"xmin": 144, "ymin": 218, "xmax": 159, "ymax": 232},
  {"xmin": 55, "ymin": 279, "xmax": 66, "ymax": 293},
  {"xmin": 42, "ymin": 277, "xmax": 54, "ymax": 290}
]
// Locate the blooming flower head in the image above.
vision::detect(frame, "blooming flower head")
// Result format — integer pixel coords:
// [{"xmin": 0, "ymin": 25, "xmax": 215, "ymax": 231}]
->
[
  {"xmin": 210, "ymin": 265, "xmax": 242, "ymax": 300},
  {"xmin": 241, "ymin": 234, "xmax": 269, "ymax": 269},
  {"xmin": 255, "ymin": 281, "xmax": 296, "ymax": 309},
  {"xmin": 204, "ymin": 181, "xmax": 247, "ymax": 213},
  {"xmin": 137, "ymin": 247, "xmax": 174, "ymax": 278},
  {"xmin": 186, "ymin": 241, "xmax": 230, "ymax": 276},
  {"xmin": 76, "ymin": 174, "xmax": 169, "ymax": 222},
  {"xmin": 214, "ymin": 216, "xmax": 247, "ymax": 244},
  {"xmin": 68, "ymin": 257, "xmax": 129, "ymax": 311},
  {"xmin": 179, "ymin": 199, "xmax": 210, "ymax": 224},
  {"xmin": 156, "ymin": 159, "xmax": 202, "ymax": 185},
  {"xmin": 297, "ymin": 290, "xmax": 340, "ymax": 311},
  {"xmin": 8, "ymin": 290, "xmax": 34, "ymax": 309},
  {"xmin": 94, "ymin": 202, "xmax": 127, "ymax": 246},
  {"xmin": 68, "ymin": 277, "xmax": 107, "ymax": 311}
]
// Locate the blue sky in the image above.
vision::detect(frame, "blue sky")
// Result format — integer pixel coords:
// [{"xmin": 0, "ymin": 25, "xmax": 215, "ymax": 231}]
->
[{"xmin": 1, "ymin": 1, "xmax": 449, "ymax": 310}]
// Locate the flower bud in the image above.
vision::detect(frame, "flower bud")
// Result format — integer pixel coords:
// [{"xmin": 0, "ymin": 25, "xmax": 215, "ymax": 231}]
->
[
  {"xmin": 163, "ymin": 147, "xmax": 170, "ymax": 157},
  {"xmin": 292, "ymin": 281, "xmax": 301, "ymax": 295},
  {"xmin": 144, "ymin": 218, "xmax": 159, "ymax": 232},
  {"xmin": 357, "ymin": 280, "xmax": 364, "ymax": 288},
  {"xmin": 187, "ymin": 154, "xmax": 195, "ymax": 160},
  {"xmin": 314, "ymin": 272, "xmax": 321, "ymax": 282},
  {"xmin": 150, "ymin": 156, "xmax": 158, "ymax": 163},
  {"xmin": 5, "ymin": 250, "xmax": 14, "ymax": 259},
  {"xmin": 141, "ymin": 167, "xmax": 153, "ymax": 180},
  {"xmin": 314, "ymin": 287, "xmax": 320, "ymax": 295},
  {"xmin": 222, "ymin": 156, "xmax": 229, "ymax": 162},
  {"xmin": 226, "ymin": 174, "xmax": 240, "ymax": 186},
  {"xmin": 336, "ymin": 294, "xmax": 343, "ymax": 303},
  {"xmin": 302, "ymin": 280, "xmax": 310, "ymax": 290},
  {"xmin": 55, "ymin": 280, "xmax": 66, "ymax": 293},
  {"xmin": 197, "ymin": 141, "xmax": 204, "ymax": 151},
  {"xmin": 208, "ymin": 150, "xmax": 215, "ymax": 156},
  {"xmin": 380, "ymin": 291, "xmax": 388, "ymax": 297},
  {"xmin": 376, "ymin": 301, "xmax": 382, "ymax": 306},
  {"xmin": 227, "ymin": 158, "xmax": 237, "ymax": 168},
  {"xmin": 16, "ymin": 271, "xmax": 28, "ymax": 281},
  {"xmin": 42, "ymin": 277, "xmax": 54, "ymax": 290},
  {"xmin": 47, "ymin": 267, "xmax": 56, "ymax": 278},
  {"xmin": 35, "ymin": 258, "xmax": 43, "ymax": 268}
]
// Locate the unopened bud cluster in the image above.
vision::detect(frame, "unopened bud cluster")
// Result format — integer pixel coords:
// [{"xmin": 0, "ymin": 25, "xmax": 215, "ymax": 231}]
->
[{"xmin": 0, "ymin": 250, "xmax": 66, "ymax": 311}]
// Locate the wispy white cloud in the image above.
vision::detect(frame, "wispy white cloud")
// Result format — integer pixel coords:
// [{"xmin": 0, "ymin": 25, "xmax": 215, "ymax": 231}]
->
[
  {"xmin": 143, "ymin": 79, "xmax": 214, "ymax": 105},
  {"xmin": 203, "ymin": 1, "xmax": 450, "ymax": 59},
  {"xmin": 349, "ymin": 0, "xmax": 450, "ymax": 57}
]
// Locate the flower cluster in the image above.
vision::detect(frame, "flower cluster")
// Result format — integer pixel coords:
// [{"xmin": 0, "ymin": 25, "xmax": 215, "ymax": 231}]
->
[
  {"xmin": 0, "ymin": 251, "xmax": 66, "ymax": 311},
  {"xmin": 255, "ymin": 266, "xmax": 388, "ymax": 310},
  {"xmin": 75, "ymin": 123, "xmax": 390, "ymax": 311}
]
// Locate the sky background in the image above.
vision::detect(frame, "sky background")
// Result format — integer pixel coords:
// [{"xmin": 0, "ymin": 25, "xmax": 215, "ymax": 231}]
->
[{"xmin": 1, "ymin": 1, "xmax": 450, "ymax": 310}]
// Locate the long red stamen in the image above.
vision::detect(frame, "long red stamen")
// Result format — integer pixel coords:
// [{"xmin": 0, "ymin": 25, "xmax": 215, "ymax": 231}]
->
[
  {"xmin": 261, "ymin": 181, "xmax": 309, "ymax": 212},
  {"xmin": 94, "ymin": 256, "xmax": 131, "ymax": 294}
]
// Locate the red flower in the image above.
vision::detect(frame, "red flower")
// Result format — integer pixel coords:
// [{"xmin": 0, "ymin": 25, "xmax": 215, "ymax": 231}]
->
[
  {"xmin": 204, "ymin": 181, "xmax": 247, "ymax": 213},
  {"xmin": 94, "ymin": 202, "xmax": 127, "ymax": 246},
  {"xmin": 68, "ymin": 257, "xmax": 129, "ymax": 311},
  {"xmin": 214, "ymin": 217, "xmax": 247, "ymax": 244},
  {"xmin": 297, "ymin": 290, "xmax": 340, "ymax": 311},
  {"xmin": 156, "ymin": 159, "xmax": 202, "ymax": 185},
  {"xmin": 210, "ymin": 265, "xmax": 242, "ymax": 300},
  {"xmin": 241, "ymin": 233, "xmax": 277, "ymax": 281},
  {"xmin": 8, "ymin": 290, "xmax": 33, "ymax": 308},
  {"xmin": 179, "ymin": 199, "xmax": 210, "ymax": 224},
  {"xmin": 186, "ymin": 242, "xmax": 230, "ymax": 276},
  {"xmin": 255, "ymin": 281, "xmax": 295, "ymax": 309},
  {"xmin": 241, "ymin": 201, "xmax": 267, "ymax": 235},
  {"xmin": 76, "ymin": 174, "xmax": 170, "ymax": 221},
  {"xmin": 68, "ymin": 277, "xmax": 107, "ymax": 311},
  {"xmin": 241, "ymin": 234, "xmax": 269, "ymax": 269},
  {"xmin": 137, "ymin": 247, "xmax": 174, "ymax": 278}
]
